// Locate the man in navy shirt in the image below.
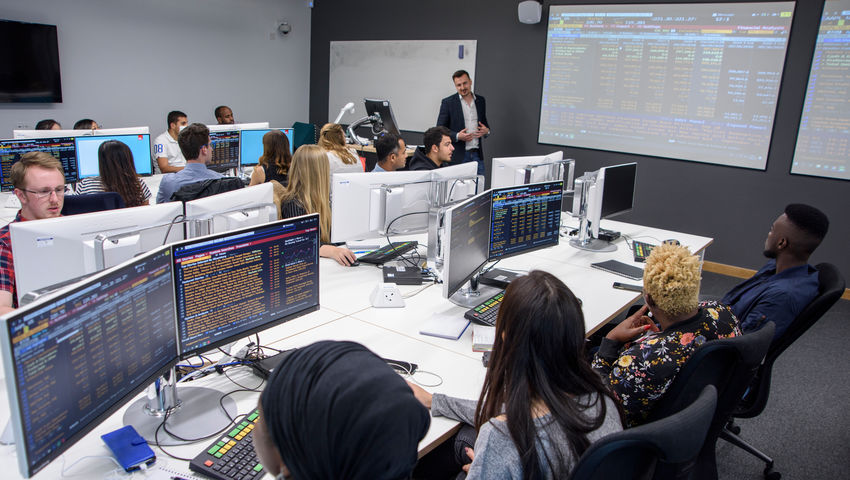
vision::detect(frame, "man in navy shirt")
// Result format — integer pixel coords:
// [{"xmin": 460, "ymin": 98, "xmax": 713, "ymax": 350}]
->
[{"xmin": 721, "ymin": 204, "xmax": 829, "ymax": 340}]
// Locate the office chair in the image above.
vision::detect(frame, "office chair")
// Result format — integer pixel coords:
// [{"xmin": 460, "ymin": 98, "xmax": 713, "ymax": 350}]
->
[
  {"xmin": 720, "ymin": 263, "xmax": 845, "ymax": 480},
  {"xmin": 170, "ymin": 177, "xmax": 245, "ymax": 202},
  {"xmin": 292, "ymin": 121, "xmax": 318, "ymax": 151},
  {"xmin": 647, "ymin": 322, "xmax": 774, "ymax": 480},
  {"xmin": 61, "ymin": 192, "xmax": 125, "ymax": 215},
  {"xmin": 569, "ymin": 385, "xmax": 718, "ymax": 480}
]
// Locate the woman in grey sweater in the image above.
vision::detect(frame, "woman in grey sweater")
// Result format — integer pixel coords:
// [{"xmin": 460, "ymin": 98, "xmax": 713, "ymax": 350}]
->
[{"xmin": 409, "ymin": 271, "xmax": 624, "ymax": 478}]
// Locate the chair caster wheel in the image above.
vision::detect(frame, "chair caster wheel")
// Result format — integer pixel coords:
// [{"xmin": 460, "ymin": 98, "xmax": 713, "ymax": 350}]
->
[
  {"xmin": 728, "ymin": 424, "xmax": 741, "ymax": 435},
  {"xmin": 764, "ymin": 467, "xmax": 780, "ymax": 480}
]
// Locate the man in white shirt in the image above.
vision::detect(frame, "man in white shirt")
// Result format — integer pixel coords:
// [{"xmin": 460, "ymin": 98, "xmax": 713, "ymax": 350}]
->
[
  {"xmin": 436, "ymin": 70, "xmax": 490, "ymax": 175},
  {"xmin": 153, "ymin": 110, "xmax": 188, "ymax": 173}
]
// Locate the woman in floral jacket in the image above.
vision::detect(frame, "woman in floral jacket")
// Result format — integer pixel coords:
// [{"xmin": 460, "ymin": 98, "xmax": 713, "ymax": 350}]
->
[{"xmin": 592, "ymin": 243, "xmax": 741, "ymax": 427}]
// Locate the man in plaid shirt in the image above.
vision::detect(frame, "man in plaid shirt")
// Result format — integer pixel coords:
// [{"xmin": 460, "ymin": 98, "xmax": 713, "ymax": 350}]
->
[{"xmin": 0, "ymin": 152, "xmax": 66, "ymax": 313}]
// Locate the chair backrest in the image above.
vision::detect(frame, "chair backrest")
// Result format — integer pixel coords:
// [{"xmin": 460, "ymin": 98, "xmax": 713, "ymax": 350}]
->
[
  {"xmin": 170, "ymin": 177, "xmax": 245, "ymax": 202},
  {"xmin": 61, "ymin": 192, "xmax": 125, "ymax": 215},
  {"xmin": 735, "ymin": 263, "xmax": 845, "ymax": 418},
  {"xmin": 292, "ymin": 122, "xmax": 317, "ymax": 151},
  {"xmin": 569, "ymin": 385, "xmax": 718, "ymax": 480}
]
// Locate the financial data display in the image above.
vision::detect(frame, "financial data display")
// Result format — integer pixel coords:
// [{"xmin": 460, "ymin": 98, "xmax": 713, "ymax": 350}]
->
[
  {"xmin": 173, "ymin": 215, "xmax": 320, "ymax": 357},
  {"xmin": 240, "ymin": 128, "xmax": 294, "ymax": 167},
  {"xmin": 0, "ymin": 137, "xmax": 77, "ymax": 191},
  {"xmin": 75, "ymin": 133, "xmax": 153, "ymax": 178},
  {"xmin": 791, "ymin": 0, "xmax": 850, "ymax": 180},
  {"xmin": 489, "ymin": 181, "xmax": 563, "ymax": 261},
  {"xmin": 3, "ymin": 249, "xmax": 176, "ymax": 477},
  {"xmin": 444, "ymin": 192, "xmax": 491, "ymax": 298},
  {"xmin": 208, "ymin": 130, "xmax": 240, "ymax": 171},
  {"xmin": 539, "ymin": 3, "xmax": 795, "ymax": 169}
]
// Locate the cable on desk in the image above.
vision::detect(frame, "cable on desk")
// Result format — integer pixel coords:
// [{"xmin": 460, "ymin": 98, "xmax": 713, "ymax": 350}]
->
[
  {"xmin": 383, "ymin": 212, "xmax": 429, "ymax": 268},
  {"xmin": 60, "ymin": 454, "xmax": 124, "ymax": 478},
  {"xmin": 402, "ymin": 282, "xmax": 436, "ymax": 299},
  {"xmin": 407, "ymin": 370, "xmax": 443, "ymax": 388},
  {"xmin": 162, "ymin": 214, "xmax": 186, "ymax": 246}
]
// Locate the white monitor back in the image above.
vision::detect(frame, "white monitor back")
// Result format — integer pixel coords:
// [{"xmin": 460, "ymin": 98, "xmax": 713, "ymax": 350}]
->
[
  {"xmin": 429, "ymin": 162, "xmax": 482, "ymax": 204},
  {"xmin": 330, "ymin": 170, "xmax": 431, "ymax": 243},
  {"xmin": 9, "ymin": 203, "xmax": 184, "ymax": 301},
  {"xmin": 207, "ymin": 122, "xmax": 270, "ymax": 133},
  {"xmin": 184, "ymin": 183, "xmax": 277, "ymax": 238},
  {"xmin": 13, "ymin": 126, "xmax": 149, "ymax": 139},
  {"xmin": 490, "ymin": 154, "xmax": 548, "ymax": 188}
]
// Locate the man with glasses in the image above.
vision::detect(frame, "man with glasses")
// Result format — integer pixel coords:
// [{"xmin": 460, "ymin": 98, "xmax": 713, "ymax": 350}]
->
[
  {"xmin": 156, "ymin": 123, "xmax": 223, "ymax": 204},
  {"xmin": 0, "ymin": 152, "xmax": 67, "ymax": 312}
]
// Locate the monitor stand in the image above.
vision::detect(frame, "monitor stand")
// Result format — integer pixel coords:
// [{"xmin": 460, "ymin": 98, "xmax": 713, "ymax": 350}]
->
[
  {"xmin": 449, "ymin": 273, "xmax": 501, "ymax": 309},
  {"xmin": 124, "ymin": 367, "xmax": 237, "ymax": 446},
  {"xmin": 569, "ymin": 236, "xmax": 617, "ymax": 252}
]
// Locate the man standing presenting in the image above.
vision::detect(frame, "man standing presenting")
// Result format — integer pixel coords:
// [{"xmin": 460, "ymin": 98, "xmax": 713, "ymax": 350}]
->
[
  {"xmin": 408, "ymin": 127, "xmax": 453, "ymax": 171},
  {"xmin": 156, "ymin": 123, "xmax": 223, "ymax": 203},
  {"xmin": 215, "ymin": 105, "xmax": 235, "ymax": 125},
  {"xmin": 0, "ymin": 152, "xmax": 66, "ymax": 312},
  {"xmin": 437, "ymin": 70, "xmax": 490, "ymax": 175},
  {"xmin": 153, "ymin": 110, "xmax": 188, "ymax": 173}
]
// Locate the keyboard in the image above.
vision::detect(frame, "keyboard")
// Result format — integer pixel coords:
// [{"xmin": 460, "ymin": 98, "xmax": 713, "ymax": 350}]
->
[
  {"xmin": 590, "ymin": 260, "xmax": 644, "ymax": 281},
  {"xmin": 464, "ymin": 291, "xmax": 505, "ymax": 326},
  {"xmin": 357, "ymin": 241, "xmax": 418, "ymax": 264},
  {"xmin": 189, "ymin": 410, "xmax": 266, "ymax": 480},
  {"xmin": 632, "ymin": 240, "xmax": 655, "ymax": 262}
]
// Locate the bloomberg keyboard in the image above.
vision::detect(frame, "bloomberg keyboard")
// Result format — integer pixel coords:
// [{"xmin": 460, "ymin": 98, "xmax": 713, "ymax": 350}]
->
[
  {"xmin": 464, "ymin": 291, "xmax": 505, "ymax": 326},
  {"xmin": 189, "ymin": 410, "xmax": 265, "ymax": 480},
  {"xmin": 357, "ymin": 241, "xmax": 418, "ymax": 264},
  {"xmin": 632, "ymin": 240, "xmax": 655, "ymax": 263}
]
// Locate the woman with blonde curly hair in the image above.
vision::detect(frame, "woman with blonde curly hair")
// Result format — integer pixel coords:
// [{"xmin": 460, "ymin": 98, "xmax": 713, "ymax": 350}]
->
[
  {"xmin": 276, "ymin": 144, "xmax": 356, "ymax": 266},
  {"xmin": 318, "ymin": 123, "xmax": 363, "ymax": 176},
  {"xmin": 591, "ymin": 243, "xmax": 741, "ymax": 426}
]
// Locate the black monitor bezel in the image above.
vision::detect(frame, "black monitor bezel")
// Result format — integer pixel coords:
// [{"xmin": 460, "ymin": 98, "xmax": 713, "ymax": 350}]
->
[
  {"xmin": 364, "ymin": 98, "xmax": 402, "ymax": 136},
  {"xmin": 171, "ymin": 214, "xmax": 321, "ymax": 359},
  {"xmin": 600, "ymin": 162, "xmax": 637, "ymax": 219},
  {"xmin": 442, "ymin": 191, "xmax": 493, "ymax": 300},
  {"xmin": 487, "ymin": 180, "xmax": 564, "ymax": 262},
  {"xmin": 207, "ymin": 130, "xmax": 241, "ymax": 172},
  {"xmin": 0, "ymin": 136, "xmax": 78, "ymax": 191},
  {"xmin": 1, "ymin": 247, "xmax": 178, "ymax": 477}
]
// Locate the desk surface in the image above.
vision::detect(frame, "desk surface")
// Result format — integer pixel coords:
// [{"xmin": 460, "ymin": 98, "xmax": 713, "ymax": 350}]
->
[{"xmin": 0, "ymin": 218, "xmax": 712, "ymax": 479}]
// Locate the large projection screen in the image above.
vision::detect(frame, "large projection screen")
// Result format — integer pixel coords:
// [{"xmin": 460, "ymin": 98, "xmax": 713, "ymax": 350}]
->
[
  {"xmin": 539, "ymin": 3, "xmax": 795, "ymax": 169},
  {"xmin": 791, "ymin": 0, "xmax": 850, "ymax": 181}
]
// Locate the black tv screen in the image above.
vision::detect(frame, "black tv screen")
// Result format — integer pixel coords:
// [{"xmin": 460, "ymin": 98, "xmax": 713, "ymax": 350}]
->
[{"xmin": 0, "ymin": 19, "xmax": 62, "ymax": 103}]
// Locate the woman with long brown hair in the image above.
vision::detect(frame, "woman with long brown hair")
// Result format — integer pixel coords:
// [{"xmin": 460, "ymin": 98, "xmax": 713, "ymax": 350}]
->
[
  {"xmin": 74, "ymin": 140, "xmax": 150, "ymax": 207},
  {"xmin": 409, "ymin": 271, "xmax": 623, "ymax": 478},
  {"xmin": 276, "ymin": 144, "xmax": 356, "ymax": 266},
  {"xmin": 249, "ymin": 129, "xmax": 292, "ymax": 186}
]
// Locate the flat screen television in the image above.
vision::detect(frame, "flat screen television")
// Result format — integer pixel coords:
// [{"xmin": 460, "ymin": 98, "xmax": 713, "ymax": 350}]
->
[{"xmin": 0, "ymin": 19, "xmax": 62, "ymax": 103}]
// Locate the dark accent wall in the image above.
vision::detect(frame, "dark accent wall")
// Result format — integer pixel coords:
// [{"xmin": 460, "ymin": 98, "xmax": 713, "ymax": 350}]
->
[{"xmin": 311, "ymin": 0, "xmax": 848, "ymax": 277}]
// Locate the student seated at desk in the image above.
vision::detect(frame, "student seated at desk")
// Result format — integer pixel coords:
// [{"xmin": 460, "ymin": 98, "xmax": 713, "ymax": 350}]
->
[
  {"xmin": 592, "ymin": 243, "xmax": 741, "ymax": 427},
  {"xmin": 409, "ymin": 271, "xmax": 623, "ymax": 478},
  {"xmin": 156, "ymin": 123, "xmax": 223, "ymax": 204},
  {"xmin": 372, "ymin": 132, "xmax": 407, "ymax": 172},
  {"xmin": 249, "ymin": 130, "xmax": 291, "ymax": 186},
  {"xmin": 253, "ymin": 340, "xmax": 430, "ymax": 480},
  {"xmin": 35, "ymin": 118, "xmax": 61, "ymax": 130},
  {"xmin": 408, "ymin": 126, "xmax": 453, "ymax": 171},
  {"xmin": 273, "ymin": 145, "xmax": 356, "ymax": 266},
  {"xmin": 74, "ymin": 140, "xmax": 151, "ymax": 206},
  {"xmin": 319, "ymin": 123, "xmax": 363, "ymax": 176}
]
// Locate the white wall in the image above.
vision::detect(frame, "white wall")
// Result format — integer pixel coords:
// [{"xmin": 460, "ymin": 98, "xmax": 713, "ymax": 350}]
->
[{"xmin": 0, "ymin": 0, "xmax": 312, "ymax": 135}]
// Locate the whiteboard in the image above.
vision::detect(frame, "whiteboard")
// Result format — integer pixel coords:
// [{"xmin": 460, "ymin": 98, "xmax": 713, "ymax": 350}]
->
[{"xmin": 329, "ymin": 40, "xmax": 477, "ymax": 133}]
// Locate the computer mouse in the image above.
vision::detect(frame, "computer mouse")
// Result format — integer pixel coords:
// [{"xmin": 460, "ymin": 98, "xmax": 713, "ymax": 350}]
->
[
  {"xmin": 663, "ymin": 239, "xmax": 680, "ymax": 246},
  {"xmin": 350, "ymin": 260, "xmax": 361, "ymax": 267}
]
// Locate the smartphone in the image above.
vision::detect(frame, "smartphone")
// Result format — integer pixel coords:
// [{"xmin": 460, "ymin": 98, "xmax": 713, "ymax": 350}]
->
[{"xmin": 613, "ymin": 282, "xmax": 642, "ymax": 292}]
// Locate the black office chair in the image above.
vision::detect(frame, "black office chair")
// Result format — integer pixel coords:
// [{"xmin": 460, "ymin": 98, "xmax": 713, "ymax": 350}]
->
[
  {"xmin": 720, "ymin": 263, "xmax": 845, "ymax": 480},
  {"xmin": 170, "ymin": 177, "xmax": 244, "ymax": 202},
  {"xmin": 61, "ymin": 192, "xmax": 125, "ymax": 215},
  {"xmin": 647, "ymin": 322, "xmax": 775, "ymax": 480},
  {"xmin": 569, "ymin": 385, "xmax": 718, "ymax": 480}
]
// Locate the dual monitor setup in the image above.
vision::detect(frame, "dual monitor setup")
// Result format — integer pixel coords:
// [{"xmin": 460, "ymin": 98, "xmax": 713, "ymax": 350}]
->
[
  {"xmin": 0, "ymin": 123, "xmax": 294, "ymax": 187},
  {"xmin": 0, "ymin": 214, "xmax": 321, "ymax": 478}
]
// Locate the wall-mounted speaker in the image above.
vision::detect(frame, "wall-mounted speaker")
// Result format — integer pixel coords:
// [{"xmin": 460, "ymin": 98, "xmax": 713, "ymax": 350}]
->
[{"xmin": 518, "ymin": 1, "xmax": 542, "ymax": 24}]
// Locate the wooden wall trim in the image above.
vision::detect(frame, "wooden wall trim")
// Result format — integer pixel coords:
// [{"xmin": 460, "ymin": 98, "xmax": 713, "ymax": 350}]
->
[{"xmin": 703, "ymin": 261, "xmax": 850, "ymax": 301}]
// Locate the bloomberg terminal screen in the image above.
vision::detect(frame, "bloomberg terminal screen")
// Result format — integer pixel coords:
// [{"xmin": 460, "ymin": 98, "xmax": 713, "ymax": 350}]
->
[
  {"xmin": 0, "ymin": 137, "xmax": 78, "ymax": 190},
  {"xmin": 6, "ymin": 248, "xmax": 176, "ymax": 476},
  {"xmin": 489, "ymin": 181, "xmax": 563, "ymax": 260},
  {"xmin": 173, "ymin": 215, "xmax": 320, "ymax": 356},
  {"xmin": 208, "ymin": 130, "xmax": 240, "ymax": 171}
]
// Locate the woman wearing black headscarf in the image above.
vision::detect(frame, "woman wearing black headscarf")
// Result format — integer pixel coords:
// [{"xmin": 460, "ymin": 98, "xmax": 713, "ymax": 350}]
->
[{"xmin": 253, "ymin": 340, "xmax": 431, "ymax": 480}]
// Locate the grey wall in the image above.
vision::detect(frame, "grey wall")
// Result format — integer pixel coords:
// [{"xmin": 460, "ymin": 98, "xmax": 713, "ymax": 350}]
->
[
  {"xmin": 0, "ymin": 0, "xmax": 312, "ymax": 135},
  {"xmin": 310, "ymin": 0, "xmax": 849, "ymax": 278}
]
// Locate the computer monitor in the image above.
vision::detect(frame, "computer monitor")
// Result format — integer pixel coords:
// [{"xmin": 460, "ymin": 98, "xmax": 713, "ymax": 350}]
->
[
  {"xmin": 441, "ymin": 189, "xmax": 493, "ymax": 306},
  {"xmin": 364, "ymin": 98, "xmax": 402, "ymax": 136},
  {"xmin": 0, "ymin": 137, "xmax": 78, "ymax": 191},
  {"xmin": 207, "ymin": 130, "xmax": 240, "ymax": 172},
  {"xmin": 488, "ymin": 181, "xmax": 563, "ymax": 261},
  {"xmin": 490, "ymin": 151, "xmax": 575, "ymax": 200},
  {"xmin": 598, "ymin": 162, "xmax": 637, "ymax": 219},
  {"xmin": 571, "ymin": 162, "xmax": 637, "ymax": 252},
  {"xmin": 184, "ymin": 182, "xmax": 277, "ymax": 238},
  {"xmin": 75, "ymin": 133, "xmax": 153, "ymax": 178},
  {"xmin": 0, "ymin": 247, "xmax": 177, "ymax": 478},
  {"xmin": 172, "ymin": 214, "xmax": 320, "ymax": 358},
  {"xmin": 330, "ymin": 170, "xmax": 431, "ymax": 243},
  {"xmin": 207, "ymin": 122, "xmax": 270, "ymax": 133},
  {"xmin": 10, "ymin": 203, "xmax": 185, "ymax": 301},
  {"xmin": 239, "ymin": 128, "xmax": 294, "ymax": 167}
]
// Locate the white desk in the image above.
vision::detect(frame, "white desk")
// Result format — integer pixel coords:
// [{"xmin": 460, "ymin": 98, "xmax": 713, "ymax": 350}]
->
[{"xmin": 0, "ymin": 219, "xmax": 712, "ymax": 479}]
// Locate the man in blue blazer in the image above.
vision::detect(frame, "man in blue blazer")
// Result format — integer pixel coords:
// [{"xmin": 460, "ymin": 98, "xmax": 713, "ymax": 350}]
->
[{"xmin": 436, "ymin": 70, "xmax": 490, "ymax": 175}]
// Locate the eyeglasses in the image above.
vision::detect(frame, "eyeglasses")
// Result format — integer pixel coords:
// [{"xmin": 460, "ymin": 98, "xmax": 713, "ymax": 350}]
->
[{"xmin": 21, "ymin": 186, "xmax": 65, "ymax": 199}]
